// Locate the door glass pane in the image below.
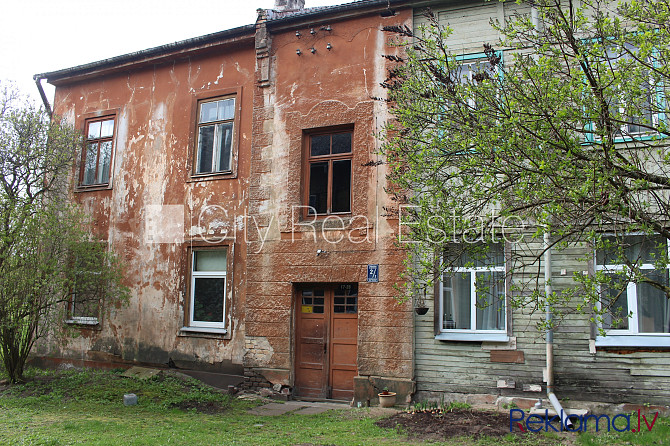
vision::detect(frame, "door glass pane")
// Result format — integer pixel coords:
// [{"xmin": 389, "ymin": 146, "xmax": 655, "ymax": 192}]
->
[
  {"xmin": 309, "ymin": 162, "xmax": 328, "ymax": 214},
  {"xmin": 194, "ymin": 250, "xmax": 227, "ymax": 272},
  {"xmin": 475, "ymin": 271, "xmax": 505, "ymax": 330},
  {"xmin": 312, "ymin": 289, "xmax": 325, "ymax": 313},
  {"xmin": 331, "ymin": 133, "xmax": 352, "ymax": 154},
  {"xmin": 310, "ymin": 134, "xmax": 330, "ymax": 156},
  {"xmin": 446, "ymin": 272, "xmax": 471, "ymax": 329},
  {"xmin": 216, "ymin": 122, "xmax": 233, "ymax": 171},
  {"xmin": 197, "ymin": 125, "xmax": 215, "ymax": 173},
  {"xmin": 334, "ymin": 283, "xmax": 357, "ymax": 313},
  {"xmin": 193, "ymin": 277, "xmax": 224, "ymax": 322},
  {"xmin": 331, "ymin": 160, "xmax": 351, "ymax": 213},
  {"xmin": 637, "ymin": 269, "xmax": 670, "ymax": 333}
]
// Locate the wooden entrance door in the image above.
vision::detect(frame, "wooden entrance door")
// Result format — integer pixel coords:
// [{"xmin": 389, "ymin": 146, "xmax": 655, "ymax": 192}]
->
[{"xmin": 294, "ymin": 284, "xmax": 358, "ymax": 400}]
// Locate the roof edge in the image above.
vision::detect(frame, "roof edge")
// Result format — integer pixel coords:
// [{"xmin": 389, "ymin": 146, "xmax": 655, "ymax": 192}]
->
[
  {"xmin": 35, "ymin": 0, "xmax": 420, "ymax": 85},
  {"xmin": 35, "ymin": 24, "xmax": 256, "ymax": 85},
  {"xmin": 265, "ymin": 0, "xmax": 412, "ymax": 28}
]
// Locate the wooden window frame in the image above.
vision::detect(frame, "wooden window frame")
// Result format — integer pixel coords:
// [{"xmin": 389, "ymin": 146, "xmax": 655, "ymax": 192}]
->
[
  {"xmin": 77, "ymin": 112, "xmax": 117, "ymax": 190},
  {"xmin": 66, "ymin": 289, "xmax": 101, "ymax": 326},
  {"xmin": 65, "ymin": 242, "xmax": 108, "ymax": 327},
  {"xmin": 302, "ymin": 126, "xmax": 354, "ymax": 218},
  {"xmin": 189, "ymin": 88, "xmax": 242, "ymax": 181}
]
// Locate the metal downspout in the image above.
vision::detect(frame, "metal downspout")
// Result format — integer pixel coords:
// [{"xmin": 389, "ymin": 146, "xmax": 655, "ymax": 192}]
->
[
  {"xmin": 533, "ymin": 3, "xmax": 573, "ymax": 428},
  {"xmin": 544, "ymin": 232, "xmax": 573, "ymax": 429},
  {"xmin": 33, "ymin": 75, "xmax": 52, "ymax": 118}
]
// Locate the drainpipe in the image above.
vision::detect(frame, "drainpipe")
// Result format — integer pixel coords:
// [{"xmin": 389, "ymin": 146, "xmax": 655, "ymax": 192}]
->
[
  {"xmin": 33, "ymin": 75, "xmax": 52, "ymax": 118},
  {"xmin": 544, "ymin": 232, "xmax": 573, "ymax": 429},
  {"xmin": 531, "ymin": 5, "xmax": 572, "ymax": 428}
]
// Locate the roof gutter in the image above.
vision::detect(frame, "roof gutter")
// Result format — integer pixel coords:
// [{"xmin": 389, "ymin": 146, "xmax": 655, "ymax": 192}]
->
[
  {"xmin": 33, "ymin": 75, "xmax": 52, "ymax": 118},
  {"xmin": 35, "ymin": 24, "xmax": 255, "ymax": 86},
  {"xmin": 264, "ymin": 0, "xmax": 414, "ymax": 31}
]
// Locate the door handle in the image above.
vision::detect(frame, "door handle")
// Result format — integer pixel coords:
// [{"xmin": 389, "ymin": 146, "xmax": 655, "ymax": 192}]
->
[{"xmin": 324, "ymin": 342, "xmax": 327, "ymax": 354}]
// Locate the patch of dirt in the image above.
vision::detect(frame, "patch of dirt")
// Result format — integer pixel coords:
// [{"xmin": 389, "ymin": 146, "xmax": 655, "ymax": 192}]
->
[
  {"xmin": 376, "ymin": 409, "xmax": 522, "ymax": 441},
  {"xmin": 171, "ymin": 400, "xmax": 228, "ymax": 414}
]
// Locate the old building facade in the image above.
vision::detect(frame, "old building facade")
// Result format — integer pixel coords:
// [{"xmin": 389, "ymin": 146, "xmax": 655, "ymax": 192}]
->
[
  {"xmin": 34, "ymin": 0, "xmax": 670, "ymax": 407},
  {"xmin": 35, "ymin": 0, "xmax": 415, "ymax": 404},
  {"xmin": 36, "ymin": 24, "xmax": 258, "ymax": 378}
]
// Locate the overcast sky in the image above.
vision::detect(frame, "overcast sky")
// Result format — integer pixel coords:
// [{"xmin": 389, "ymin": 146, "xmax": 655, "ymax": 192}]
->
[{"xmin": 1, "ymin": 0, "xmax": 347, "ymax": 104}]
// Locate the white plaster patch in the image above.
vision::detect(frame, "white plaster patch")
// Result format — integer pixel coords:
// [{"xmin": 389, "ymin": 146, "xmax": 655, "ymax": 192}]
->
[
  {"xmin": 189, "ymin": 225, "xmax": 206, "ymax": 237},
  {"xmin": 233, "ymin": 62, "xmax": 250, "ymax": 77},
  {"xmin": 145, "ymin": 205, "xmax": 184, "ymax": 244},
  {"xmin": 213, "ymin": 65, "xmax": 224, "ymax": 84},
  {"xmin": 244, "ymin": 337, "xmax": 275, "ymax": 367},
  {"xmin": 235, "ymin": 215, "xmax": 245, "ymax": 232},
  {"xmin": 62, "ymin": 107, "xmax": 76, "ymax": 126}
]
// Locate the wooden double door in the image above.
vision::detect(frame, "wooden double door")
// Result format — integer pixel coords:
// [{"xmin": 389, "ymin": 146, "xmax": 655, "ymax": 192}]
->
[{"xmin": 294, "ymin": 284, "xmax": 358, "ymax": 400}]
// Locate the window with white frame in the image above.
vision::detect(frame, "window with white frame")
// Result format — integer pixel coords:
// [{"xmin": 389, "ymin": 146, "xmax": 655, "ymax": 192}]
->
[
  {"xmin": 596, "ymin": 235, "xmax": 670, "ymax": 339},
  {"xmin": 189, "ymin": 249, "xmax": 228, "ymax": 330},
  {"xmin": 439, "ymin": 244, "xmax": 506, "ymax": 336},
  {"xmin": 607, "ymin": 43, "xmax": 659, "ymax": 138},
  {"xmin": 195, "ymin": 97, "xmax": 235, "ymax": 175},
  {"xmin": 438, "ymin": 52, "xmax": 501, "ymax": 143},
  {"xmin": 585, "ymin": 43, "xmax": 663, "ymax": 142},
  {"xmin": 452, "ymin": 54, "xmax": 500, "ymax": 109}
]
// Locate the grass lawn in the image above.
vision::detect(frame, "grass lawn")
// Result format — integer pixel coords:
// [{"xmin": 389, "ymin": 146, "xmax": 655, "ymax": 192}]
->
[{"xmin": 0, "ymin": 368, "xmax": 668, "ymax": 445}]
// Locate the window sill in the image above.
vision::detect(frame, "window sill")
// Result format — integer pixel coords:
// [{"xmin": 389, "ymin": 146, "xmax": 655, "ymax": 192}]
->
[
  {"xmin": 187, "ymin": 171, "xmax": 236, "ymax": 182},
  {"xmin": 294, "ymin": 214, "xmax": 357, "ymax": 230},
  {"xmin": 584, "ymin": 133, "xmax": 666, "ymax": 145},
  {"xmin": 179, "ymin": 326, "xmax": 228, "ymax": 339},
  {"xmin": 65, "ymin": 318, "xmax": 99, "ymax": 326},
  {"xmin": 435, "ymin": 332, "xmax": 509, "ymax": 342},
  {"xmin": 74, "ymin": 184, "xmax": 112, "ymax": 193},
  {"xmin": 595, "ymin": 335, "xmax": 670, "ymax": 348}
]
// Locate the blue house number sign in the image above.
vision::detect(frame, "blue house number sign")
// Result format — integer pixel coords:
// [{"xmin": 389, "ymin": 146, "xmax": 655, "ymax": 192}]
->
[{"xmin": 367, "ymin": 264, "xmax": 379, "ymax": 283}]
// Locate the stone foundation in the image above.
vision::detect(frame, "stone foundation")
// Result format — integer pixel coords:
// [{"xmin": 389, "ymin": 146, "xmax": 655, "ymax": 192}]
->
[
  {"xmin": 353, "ymin": 375, "xmax": 415, "ymax": 407},
  {"xmin": 242, "ymin": 367, "xmax": 273, "ymax": 390}
]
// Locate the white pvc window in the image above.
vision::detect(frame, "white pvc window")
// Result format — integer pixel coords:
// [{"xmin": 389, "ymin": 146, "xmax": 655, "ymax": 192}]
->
[
  {"xmin": 453, "ymin": 58, "xmax": 498, "ymax": 109},
  {"xmin": 440, "ymin": 244, "xmax": 506, "ymax": 335},
  {"xmin": 607, "ymin": 44, "xmax": 658, "ymax": 137},
  {"xmin": 189, "ymin": 250, "xmax": 227, "ymax": 329},
  {"xmin": 596, "ymin": 235, "xmax": 670, "ymax": 337}
]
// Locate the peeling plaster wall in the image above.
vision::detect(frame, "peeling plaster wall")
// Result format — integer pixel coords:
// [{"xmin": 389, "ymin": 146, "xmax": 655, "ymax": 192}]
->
[
  {"xmin": 40, "ymin": 43, "xmax": 255, "ymax": 373},
  {"xmin": 247, "ymin": 9, "xmax": 415, "ymax": 391}
]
